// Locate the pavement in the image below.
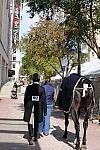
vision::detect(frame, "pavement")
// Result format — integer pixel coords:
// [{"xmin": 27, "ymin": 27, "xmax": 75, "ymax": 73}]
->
[
  {"xmin": 0, "ymin": 81, "xmax": 14, "ymax": 98},
  {"xmin": 0, "ymin": 82, "xmax": 100, "ymax": 150}
]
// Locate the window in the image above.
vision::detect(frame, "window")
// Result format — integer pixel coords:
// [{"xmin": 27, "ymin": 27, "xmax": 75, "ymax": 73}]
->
[
  {"xmin": 13, "ymin": 56, "xmax": 16, "ymax": 61},
  {"xmin": 92, "ymin": 52, "xmax": 94, "ymax": 56},
  {"xmin": 13, "ymin": 63, "xmax": 15, "ymax": 68}
]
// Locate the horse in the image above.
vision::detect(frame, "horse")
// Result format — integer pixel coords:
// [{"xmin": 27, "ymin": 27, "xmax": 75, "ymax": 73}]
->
[{"xmin": 56, "ymin": 73, "xmax": 95, "ymax": 150}]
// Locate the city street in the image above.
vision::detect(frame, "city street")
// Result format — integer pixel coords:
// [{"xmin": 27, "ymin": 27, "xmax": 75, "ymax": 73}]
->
[
  {"xmin": 0, "ymin": 89, "xmax": 100, "ymax": 150},
  {"xmin": 0, "ymin": 1, "xmax": 100, "ymax": 150}
]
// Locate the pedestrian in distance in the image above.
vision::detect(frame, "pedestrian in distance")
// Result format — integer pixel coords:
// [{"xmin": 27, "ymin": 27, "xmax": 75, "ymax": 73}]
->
[
  {"xmin": 11, "ymin": 82, "xmax": 18, "ymax": 99},
  {"xmin": 13, "ymin": 82, "xmax": 18, "ymax": 91},
  {"xmin": 23, "ymin": 73, "xmax": 47, "ymax": 145},
  {"xmin": 38, "ymin": 75, "xmax": 55, "ymax": 136}
]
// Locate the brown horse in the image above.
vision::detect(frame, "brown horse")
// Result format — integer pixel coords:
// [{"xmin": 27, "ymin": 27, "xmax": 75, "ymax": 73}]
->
[{"xmin": 56, "ymin": 73, "xmax": 95, "ymax": 150}]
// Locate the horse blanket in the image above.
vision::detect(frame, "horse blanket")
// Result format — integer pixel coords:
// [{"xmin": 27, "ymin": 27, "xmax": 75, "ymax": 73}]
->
[{"xmin": 56, "ymin": 73, "xmax": 91, "ymax": 111}]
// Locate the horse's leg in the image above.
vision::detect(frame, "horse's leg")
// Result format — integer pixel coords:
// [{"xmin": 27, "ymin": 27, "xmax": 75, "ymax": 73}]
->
[
  {"xmin": 63, "ymin": 112, "xmax": 69, "ymax": 139},
  {"xmin": 82, "ymin": 109, "xmax": 90, "ymax": 146},
  {"xmin": 71, "ymin": 109, "xmax": 80, "ymax": 149}
]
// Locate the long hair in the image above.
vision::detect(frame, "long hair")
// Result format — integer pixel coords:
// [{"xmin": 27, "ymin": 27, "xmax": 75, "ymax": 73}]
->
[{"xmin": 44, "ymin": 76, "xmax": 51, "ymax": 84}]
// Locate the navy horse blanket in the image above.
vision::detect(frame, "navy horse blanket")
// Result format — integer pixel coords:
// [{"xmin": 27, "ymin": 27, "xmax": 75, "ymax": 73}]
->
[{"xmin": 56, "ymin": 73, "xmax": 92, "ymax": 111}]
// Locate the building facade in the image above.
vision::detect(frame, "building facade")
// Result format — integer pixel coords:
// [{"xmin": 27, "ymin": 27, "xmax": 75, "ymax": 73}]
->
[
  {"xmin": 11, "ymin": 0, "xmax": 21, "ymax": 81},
  {"xmin": 0, "ymin": 0, "xmax": 21, "ymax": 88},
  {"xmin": 0, "ymin": 0, "xmax": 12, "ymax": 87}
]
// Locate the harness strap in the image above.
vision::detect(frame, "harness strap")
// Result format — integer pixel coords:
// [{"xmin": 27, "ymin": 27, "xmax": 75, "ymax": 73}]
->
[{"xmin": 73, "ymin": 77, "xmax": 83, "ymax": 100}]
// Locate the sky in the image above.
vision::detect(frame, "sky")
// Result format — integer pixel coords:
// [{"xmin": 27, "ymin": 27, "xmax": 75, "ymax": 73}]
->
[
  {"xmin": 20, "ymin": 3, "xmax": 39, "ymax": 37},
  {"xmin": 19, "ymin": 3, "xmax": 40, "ymax": 61}
]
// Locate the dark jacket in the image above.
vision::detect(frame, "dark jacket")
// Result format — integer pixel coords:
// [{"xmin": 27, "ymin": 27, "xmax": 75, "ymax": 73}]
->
[{"xmin": 23, "ymin": 83, "xmax": 47, "ymax": 123}]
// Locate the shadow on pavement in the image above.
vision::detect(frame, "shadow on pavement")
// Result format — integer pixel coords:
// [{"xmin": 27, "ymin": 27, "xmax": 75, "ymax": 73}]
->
[
  {"xmin": 0, "ymin": 118, "xmax": 23, "ymax": 121},
  {"xmin": 23, "ymin": 130, "xmax": 43, "ymax": 142},
  {"xmin": 0, "ymin": 142, "xmax": 41, "ymax": 150},
  {"xmin": 23, "ymin": 131, "xmax": 29, "ymax": 140},
  {"xmin": 51, "ymin": 107, "xmax": 75, "ymax": 149},
  {"xmin": 0, "ymin": 130, "xmax": 27, "ymax": 135},
  {"xmin": 51, "ymin": 125, "xmax": 75, "ymax": 149}
]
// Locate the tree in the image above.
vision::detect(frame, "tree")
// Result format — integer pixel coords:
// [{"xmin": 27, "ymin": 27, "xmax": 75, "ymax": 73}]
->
[
  {"xmin": 20, "ymin": 19, "xmax": 68, "ymax": 77},
  {"xmin": 20, "ymin": 17, "xmax": 87, "ymax": 77},
  {"xmin": 26, "ymin": 0, "xmax": 100, "ymax": 58}
]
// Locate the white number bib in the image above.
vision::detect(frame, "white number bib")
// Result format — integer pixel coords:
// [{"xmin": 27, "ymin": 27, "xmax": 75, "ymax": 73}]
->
[{"xmin": 32, "ymin": 96, "xmax": 39, "ymax": 101}]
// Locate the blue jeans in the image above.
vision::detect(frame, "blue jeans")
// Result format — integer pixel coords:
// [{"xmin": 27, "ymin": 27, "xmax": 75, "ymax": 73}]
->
[{"xmin": 38, "ymin": 104, "xmax": 53, "ymax": 135}]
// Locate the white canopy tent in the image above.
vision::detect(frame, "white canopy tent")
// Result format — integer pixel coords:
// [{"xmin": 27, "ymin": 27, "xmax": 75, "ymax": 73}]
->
[
  {"xmin": 51, "ymin": 59, "xmax": 100, "ymax": 80},
  {"xmin": 51, "ymin": 74, "xmax": 62, "ymax": 80},
  {"xmin": 71, "ymin": 58, "xmax": 100, "ymax": 76}
]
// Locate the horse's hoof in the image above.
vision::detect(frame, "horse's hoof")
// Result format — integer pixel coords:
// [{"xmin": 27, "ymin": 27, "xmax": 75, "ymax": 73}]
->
[
  {"xmin": 75, "ymin": 146, "xmax": 80, "ymax": 150},
  {"xmin": 81, "ymin": 144, "xmax": 87, "ymax": 149},
  {"xmin": 74, "ymin": 142, "xmax": 80, "ymax": 150}
]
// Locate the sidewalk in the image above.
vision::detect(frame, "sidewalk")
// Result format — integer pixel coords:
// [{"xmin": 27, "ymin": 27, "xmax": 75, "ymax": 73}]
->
[
  {"xmin": 0, "ymin": 80, "xmax": 26, "ymax": 98},
  {"xmin": 0, "ymin": 94, "xmax": 73, "ymax": 150},
  {"xmin": 0, "ymin": 81, "xmax": 14, "ymax": 98},
  {"xmin": 0, "ymin": 92, "xmax": 100, "ymax": 149}
]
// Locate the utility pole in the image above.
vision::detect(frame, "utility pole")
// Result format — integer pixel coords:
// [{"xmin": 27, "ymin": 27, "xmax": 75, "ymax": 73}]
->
[
  {"xmin": 77, "ymin": 38, "xmax": 81, "ymax": 75},
  {"xmin": 77, "ymin": 0, "xmax": 81, "ymax": 75}
]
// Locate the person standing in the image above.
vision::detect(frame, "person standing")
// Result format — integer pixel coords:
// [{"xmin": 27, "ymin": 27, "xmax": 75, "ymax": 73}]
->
[
  {"xmin": 23, "ymin": 73, "xmax": 47, "ymax": 145},
  {"xmin": 38, "ymin": 76, "xmax": 55, "ymax": 135},
  {"xmin": 11, "ymin": 82, "xmax": 18, "ymax": 99}
]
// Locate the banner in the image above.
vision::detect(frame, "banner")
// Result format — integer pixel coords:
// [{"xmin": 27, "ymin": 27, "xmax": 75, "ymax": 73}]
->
[{"xmin": 12, "ymin": 0, "xmax": 20, "ymax": 52}]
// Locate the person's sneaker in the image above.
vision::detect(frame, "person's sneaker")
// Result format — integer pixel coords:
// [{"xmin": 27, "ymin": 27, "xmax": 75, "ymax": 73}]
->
[
  {"xmin": 29, "ymin": 139, "xmax": 33, "ymax": 145},
  {"xmin": 44, "ymin": 133, "xmax": 49, "ymax": 136}
]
